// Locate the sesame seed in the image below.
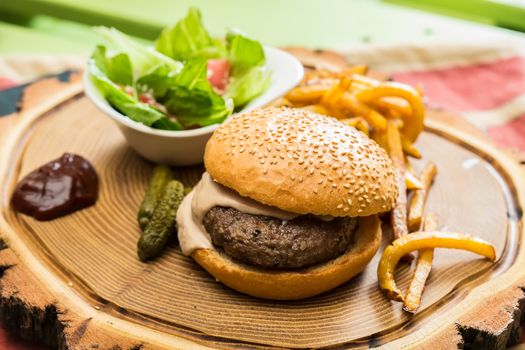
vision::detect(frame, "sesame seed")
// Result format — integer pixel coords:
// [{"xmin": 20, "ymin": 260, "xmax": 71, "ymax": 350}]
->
[{"xmin": 337, "ymin": 204, "xmax": 343, "ymax": 209}]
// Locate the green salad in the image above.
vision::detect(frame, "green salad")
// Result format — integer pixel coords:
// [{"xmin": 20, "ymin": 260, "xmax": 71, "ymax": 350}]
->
[{"xmin": 88, "ymin": 8, "xmax": 271, "ymax": 130}]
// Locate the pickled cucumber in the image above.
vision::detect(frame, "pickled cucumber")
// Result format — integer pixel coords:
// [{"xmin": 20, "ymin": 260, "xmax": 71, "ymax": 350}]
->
[
  {"xmin": 137, "ymin": 180, "xmax": 184, "ymax": 261},
  {"xmin": 138, "ymin": 165, "xmax": 173, "ymax": 229}
]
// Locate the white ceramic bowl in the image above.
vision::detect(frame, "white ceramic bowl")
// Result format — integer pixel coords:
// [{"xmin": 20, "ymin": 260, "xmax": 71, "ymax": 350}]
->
[{"xmin": 84, "ymin": 47, "xmax": 303, "ymax": 166}]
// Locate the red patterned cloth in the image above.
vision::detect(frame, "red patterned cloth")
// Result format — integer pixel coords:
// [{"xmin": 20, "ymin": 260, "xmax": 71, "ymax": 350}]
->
[
  {"xmin": 394, "ymin": 56, "xmax": 525, "ymax": 155},
  {"xmin": 0, "ymin": 78, "xmax": 16, "ymax": 91}
]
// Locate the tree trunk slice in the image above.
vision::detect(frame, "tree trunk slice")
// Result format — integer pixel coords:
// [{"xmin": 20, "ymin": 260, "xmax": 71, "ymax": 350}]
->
[{"xmin": 0, "ymin": 52, "xmax": 524, "ymax": 350}]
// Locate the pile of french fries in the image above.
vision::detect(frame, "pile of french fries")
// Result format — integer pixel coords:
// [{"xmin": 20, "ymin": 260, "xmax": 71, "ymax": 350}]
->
[{"xmin": 276, "ymin": 66, "xmax": 496, "ymax": 313}]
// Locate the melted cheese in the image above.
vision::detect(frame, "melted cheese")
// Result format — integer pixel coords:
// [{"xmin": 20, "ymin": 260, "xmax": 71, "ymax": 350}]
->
[{"xmin": 176, "ymin": 172, "xmax": 299, "ymax": 255}]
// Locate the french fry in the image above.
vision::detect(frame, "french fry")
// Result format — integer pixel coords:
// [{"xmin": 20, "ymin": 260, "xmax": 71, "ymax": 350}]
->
[
  {"xmin": 342, "ymin": 65, "xmax": 368, "ymax": 76},
  {"xmin": 366, "ymin": 110, "xmax": 388, "ymax": 132},
  {"xmin": 386, "ymin": 121, "xmax": 409, "ymax": 243},
  {"xmin": 405, "ymin": 155, "xmax": 414, "ymax": 172},
  {"xmin": 401, "ymin": 134, "xmax": 422, "ymax": 159},
  {"xmin": 350, "ymin": 74, "xmax": 381, "ymax": 88},
  {"xmin": 404, "ymin": 215, "xmax": 438, "ymax": 313},
  {"xmin": 356, "ymin": 82, "xmax": 425, "ymax": 142},
  {"xmin": 387, "ymin": 109, "xmax": 403, "ymax": 120},
  {"xmin": 405, "ymin": 170, "xmax": 423, "ymax": 190},
  {"xmin": 321, "ymin": 77, "xmax": 351, "ymax": 108},
  {"xmin": 302, "ymin": 69, "xmax": 336, "ymax": 82},
  {"xmin": 339, "ymin": 92, "xmax": 373, "ymax": 117},
  {"xmin": 286, "ymin": 84, "xmax": 330, "ymax": 104},
  {"xmin": 350, "ymin": 81, "xmax": 372, "ymax": 92},
  {"xmin": 338, "ymin": 94, "xmax": 387, "ymax": 132},
  {"xmin": 408, "ymin": 162, "xmax": 438, "ymax": 232},
  {"xmin": 377, "ymin": 231, "xmax": 496, "ymax": 302},
  {"xmin": 371, "ymin": 129, "xmax": 388, "ymax": 150},
  {"xmin": 301, "ymin": 104, "xmax": 331, "ymax": 116},
  {"xmin": 372, "ymin": 97, "xmax": 412, "ymax": 117},
  {"xmin": 269, "ymin": 97, "xmax": 292, "ymax": 107},
  {"xmin": 341, "ymin": 117, "xmax": 370, "ymax": 137}
]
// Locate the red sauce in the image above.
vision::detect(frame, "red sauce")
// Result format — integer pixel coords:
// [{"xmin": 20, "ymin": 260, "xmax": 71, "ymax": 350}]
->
[{"xmin": 11, "ymin": 153, "xmax": 99, "ymax": 221}]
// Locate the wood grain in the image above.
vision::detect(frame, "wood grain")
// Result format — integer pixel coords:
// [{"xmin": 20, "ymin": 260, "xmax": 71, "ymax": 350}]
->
[{"xmin": 0, "ymin": 51, "xmax": 523, "ymax": 349}]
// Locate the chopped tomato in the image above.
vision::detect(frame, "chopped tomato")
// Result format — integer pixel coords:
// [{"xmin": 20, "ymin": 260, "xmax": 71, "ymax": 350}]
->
[
  {"xmin": 207, "ymin": 59, "xmax": 230, "ymax": 93},
  {"xmin": 139, "ymin": 93, "xmax": 155, "ymax": 105}
]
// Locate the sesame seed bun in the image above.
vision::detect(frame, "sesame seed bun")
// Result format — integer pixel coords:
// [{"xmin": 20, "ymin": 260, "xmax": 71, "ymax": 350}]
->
[
  {"xmin": 204, "ymin": 107, "xmax": 397, "ymax": 217},
  {"xmin": 192, "ymin": 215, "xmax": 381, "ymax": 300}
]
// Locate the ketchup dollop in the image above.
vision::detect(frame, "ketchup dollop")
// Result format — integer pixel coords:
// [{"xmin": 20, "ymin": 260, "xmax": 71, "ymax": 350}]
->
[{"xmin": 11, "ymin": 153, "xmax": 99, "ymax": 221}]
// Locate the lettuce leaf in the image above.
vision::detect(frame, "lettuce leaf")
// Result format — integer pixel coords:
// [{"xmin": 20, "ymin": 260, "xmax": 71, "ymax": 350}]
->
[
  {"xmin": 226, "ymin": 66, "xmax": 271, "ymax": 108},
  {"xmin": 223, "ymin": 30, "xmax": 268, "ymax": 108},
  {"xmin": 95, "ymin": 27, "xmax": 182, "ymax": 79},
  {"xmin": 91, "ymin": 45, "xmax": 133, "ymax": 86},
  {"xmin": 155, "ymin": 7, "xmax": 225, "ymax": 61},
  {"xmin": 136, "ymin": 64, "xmax": 176, "ymax": 99},
  {"xmin": 88, "ymin": 54, "xmax": 183, "ymax": 130},
  {"xmin": 91, "ymin": 8, "xmax": 270, "ymax": 130},
  {"xmin": 161, "ymin": 58, "xmax": 233, "ymax": 127},
  {"xmin": 226, "ymin": 29, "xmax": 265, "ymax": 75}
]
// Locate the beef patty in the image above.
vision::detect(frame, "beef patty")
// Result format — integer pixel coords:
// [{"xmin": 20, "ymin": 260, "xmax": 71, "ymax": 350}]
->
[{"xmin": 203, "ymin": 206, "xmax": 357, "ymax": 269}]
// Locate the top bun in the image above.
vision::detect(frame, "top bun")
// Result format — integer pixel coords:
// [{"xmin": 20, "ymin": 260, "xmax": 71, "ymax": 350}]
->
[{"xmin": 204, "ymin": 107, "xmax": 397, "ymax": 217}]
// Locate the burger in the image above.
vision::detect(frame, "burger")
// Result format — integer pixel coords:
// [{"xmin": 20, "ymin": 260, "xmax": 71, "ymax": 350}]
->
[{"xmin": 176, "ymin": 107, "xmax": 397, "ymax": 300}]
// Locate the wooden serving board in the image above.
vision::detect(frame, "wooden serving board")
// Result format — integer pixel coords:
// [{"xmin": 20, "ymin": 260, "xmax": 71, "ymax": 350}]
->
[{"xmin": 0, "ymin": 56, "xmax": 524, "ymax": 350}]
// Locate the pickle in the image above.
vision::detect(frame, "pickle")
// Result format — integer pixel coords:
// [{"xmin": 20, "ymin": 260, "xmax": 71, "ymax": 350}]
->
[
  {"xmin": 137, "ymin": 180, "xmax": 184, "ymax": 261},
  {"xmin": 138, "ymin": 165, "xmax": 173, "ymax": 230}
]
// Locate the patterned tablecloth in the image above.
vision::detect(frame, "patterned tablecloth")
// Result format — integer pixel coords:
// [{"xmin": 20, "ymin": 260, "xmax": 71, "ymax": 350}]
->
[{"xmin": 1, "ymin": 40, "xmax": 524, "ymax": 348}]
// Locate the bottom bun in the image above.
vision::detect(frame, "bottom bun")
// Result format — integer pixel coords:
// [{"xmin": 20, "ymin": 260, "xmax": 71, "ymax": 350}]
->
[{"xmin": 192, "ymin": 215, "xmax": 381, "ymax": 300}]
